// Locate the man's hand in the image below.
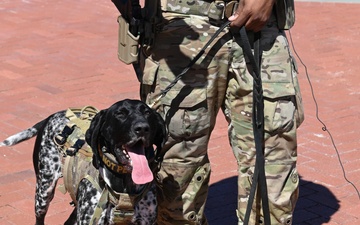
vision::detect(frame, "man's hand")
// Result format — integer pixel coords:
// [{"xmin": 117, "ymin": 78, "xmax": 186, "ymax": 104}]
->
[{"xmin": 228, "ymin": 0, "xmax": 276, "ymax": 32}]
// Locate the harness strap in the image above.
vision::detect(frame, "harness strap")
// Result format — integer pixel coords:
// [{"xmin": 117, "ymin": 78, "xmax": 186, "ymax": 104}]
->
[
  {"xmin": 85, "ymin": 174, "xmax": 102, "ymax": 193},
  {"xmin": 54, "ymin": 106, "xmax": 99, "ymax": 150},
  {"xmin": 88, "ymin": 177, "xmax": 150, "ymax": 224},
  {"xmin": 66, "ymin": 106, "xmax": 99, "ymax": 134},
  {"xmin": 89, "ymin": 183, "xmax": 153, "ymax": 224},
  {"xmin": 108, "ymin": 188, "xmax": 135, "ymax": 224}
]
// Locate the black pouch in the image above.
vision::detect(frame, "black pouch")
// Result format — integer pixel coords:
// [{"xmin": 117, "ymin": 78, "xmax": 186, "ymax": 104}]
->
[{"xmin": 275, "ymin": 0, "xmax": 296, "ymax": 30}]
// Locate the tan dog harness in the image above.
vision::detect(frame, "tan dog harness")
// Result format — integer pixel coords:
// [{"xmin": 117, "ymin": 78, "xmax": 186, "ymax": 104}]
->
[
  {"xmin": 54, "ymin": 106, "xmax": 152, "ymax": 223},
  {"xmin": 55, "ymin": 106, "xmax": 100, "ymax": 204}
]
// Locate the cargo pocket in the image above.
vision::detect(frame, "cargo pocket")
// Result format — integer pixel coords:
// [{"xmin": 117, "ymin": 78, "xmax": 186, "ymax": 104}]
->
[
  {"xmin": 161, "ymin": 88, "xmax": 209, "ymax": 140},
  {"xmin": 261, "ymin": 34, "xmax": 303, "ymax": 133},
  {"xmin": 263, "ymin": 98, "xmax": 296, "ymax": 135},
  {"xmin": 157, "ymin": 56, "xmax": 211, "ymax": 139}
]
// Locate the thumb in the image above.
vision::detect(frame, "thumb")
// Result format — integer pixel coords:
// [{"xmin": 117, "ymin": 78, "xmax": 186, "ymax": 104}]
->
[
  {"xmin": 228, "ymin": 2, "xmax": 248, "ymax": 27},
  {"xmin": 228, "ymin": 13, "xmax": 238, "ymax": 21},
  {"xmin": 229, "ymin": 0, "xmax": 243, "ymax": 20}
]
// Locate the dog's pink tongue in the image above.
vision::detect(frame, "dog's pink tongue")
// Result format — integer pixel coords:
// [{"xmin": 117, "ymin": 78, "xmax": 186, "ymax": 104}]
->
[{"xmin": 128, "ymin": 150, "xmax": 153, "ymax": 184}]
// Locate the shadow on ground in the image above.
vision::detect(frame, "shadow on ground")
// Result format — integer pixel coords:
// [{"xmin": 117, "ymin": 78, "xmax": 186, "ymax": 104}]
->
[{"xmin": 205, "ymin": 175, "xmax": 340, "ymax": 225}]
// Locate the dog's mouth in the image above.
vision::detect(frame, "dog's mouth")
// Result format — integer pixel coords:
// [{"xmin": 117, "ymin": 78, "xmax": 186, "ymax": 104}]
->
[{"xmin": 115, "ymin": 139, "xmax": 153, "ymax": 185}]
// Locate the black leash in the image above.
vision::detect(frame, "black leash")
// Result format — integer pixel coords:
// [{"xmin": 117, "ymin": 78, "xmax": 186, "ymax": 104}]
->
[{"xmin": 236, "ymin": 27, "xmax": 271, "ymax": 225}]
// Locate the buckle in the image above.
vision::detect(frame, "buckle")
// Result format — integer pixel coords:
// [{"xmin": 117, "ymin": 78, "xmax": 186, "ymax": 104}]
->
[{"xmin": 54, "ymin": 123, "xmax": 75, "ymax": 146}]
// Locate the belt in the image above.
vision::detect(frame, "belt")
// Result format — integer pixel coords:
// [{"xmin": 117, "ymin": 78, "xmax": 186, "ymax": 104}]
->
[{"xmin": 161, "ymin": 0, "xmax": 238, "ymax": 22}]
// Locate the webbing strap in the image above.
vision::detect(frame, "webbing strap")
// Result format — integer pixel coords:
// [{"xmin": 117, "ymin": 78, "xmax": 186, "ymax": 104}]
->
[
  {"xmin": 238, "ymin": 27, "xmax": 270, "ymax": 225},
  {"xmin": 65, "ymin": 106, "xmax": 99, "ymax": 134}
]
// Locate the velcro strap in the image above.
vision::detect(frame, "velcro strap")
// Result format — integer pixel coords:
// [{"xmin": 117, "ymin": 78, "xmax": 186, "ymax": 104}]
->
[
  {"xmin": 66, "ymin": 139, "xmax": 86, "ymax": 156},
  {"xmin": 54, "ymin": 123, "xmax": 75, "ymax": 146}
]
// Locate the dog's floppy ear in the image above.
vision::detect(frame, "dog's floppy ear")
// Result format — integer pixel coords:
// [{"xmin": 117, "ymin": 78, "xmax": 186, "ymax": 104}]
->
[
  {"xmin": 86, "ymin": 109, "xmax": 106, "ymax": 169},
  {"xmin": 153, "ymin": 110, "xmax": 167, "ymax": 151}
]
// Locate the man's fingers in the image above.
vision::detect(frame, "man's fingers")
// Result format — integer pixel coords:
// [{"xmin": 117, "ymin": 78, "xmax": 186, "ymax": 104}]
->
[
  {"xmin": 245, "ymin": 19, "xmax": 264, "ymax": 32},
  {"xmin": 228, "ymin": 13, "xmax": 238, "ymax": 21},
  {"xmin": 229, "ymin": 12, "xmax": 250, "ymax": 28},
  {"xmin": 228, "ymin": 0, "xmax": 275, "ymax": 31},
  {"xmin": 228, "ymin": 2, "xmax": 247, "ymax": 27}
]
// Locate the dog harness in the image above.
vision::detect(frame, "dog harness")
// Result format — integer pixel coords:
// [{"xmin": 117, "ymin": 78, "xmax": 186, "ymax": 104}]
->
[
  {"xmin": 90, "ymin": 181, "xmax": 153, "ymax": 224},
  {"xmin": 54, "ymin": 106, "xmax": 151, "ymax": 223},
  {"xmin": 55, "ymin": 106, "xmax": 100, "ymax": 204}
]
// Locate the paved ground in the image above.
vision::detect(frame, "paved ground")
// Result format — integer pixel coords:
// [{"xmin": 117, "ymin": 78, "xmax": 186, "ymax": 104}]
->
[{"xmin": 0, "ymin": 1, "xmax": 359, "ymax": 224}]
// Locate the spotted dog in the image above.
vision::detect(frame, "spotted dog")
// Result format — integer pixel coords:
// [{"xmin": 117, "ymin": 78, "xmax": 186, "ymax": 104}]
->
[{"xmin": 0, "ymin": 99, "xmax": 166, "ymax": 225}]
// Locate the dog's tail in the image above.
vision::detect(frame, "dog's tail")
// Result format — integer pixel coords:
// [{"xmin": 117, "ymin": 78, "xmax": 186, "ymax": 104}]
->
[{"xmin": 0, "ymin": 119, "xmax": 48, "ymax": 147}]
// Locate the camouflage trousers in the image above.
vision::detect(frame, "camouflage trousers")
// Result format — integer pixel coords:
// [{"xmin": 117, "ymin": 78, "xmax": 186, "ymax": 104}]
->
[{"xmin": 140, "ymin": 12, "xmax": 304, "ymax": 225}]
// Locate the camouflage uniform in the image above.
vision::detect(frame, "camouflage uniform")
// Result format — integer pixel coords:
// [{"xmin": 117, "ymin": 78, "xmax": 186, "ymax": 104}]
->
[{"xmin": 139, "ymin": 1, "xmax": 304, "ymax": 224}]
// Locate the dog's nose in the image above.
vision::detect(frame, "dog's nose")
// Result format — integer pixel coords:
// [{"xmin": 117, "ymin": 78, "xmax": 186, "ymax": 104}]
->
[{"xmin": 134, "ymin": 122, "xmax": 150, "ymax": 136}]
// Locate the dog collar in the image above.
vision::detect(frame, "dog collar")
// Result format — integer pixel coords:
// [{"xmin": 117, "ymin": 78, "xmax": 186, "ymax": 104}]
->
[{"xmin": 97, "ymin": 145, "xmax": 132, "ymax": 174}]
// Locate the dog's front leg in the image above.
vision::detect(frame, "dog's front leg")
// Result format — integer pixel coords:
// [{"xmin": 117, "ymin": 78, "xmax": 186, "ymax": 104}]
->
[
  {"xmin": 93, "ymin": 202, "xmax": 114, "ymax": 225},
  {"xmin": 76, "ymin": 179, "xmax": 101, "ymax": 225}
]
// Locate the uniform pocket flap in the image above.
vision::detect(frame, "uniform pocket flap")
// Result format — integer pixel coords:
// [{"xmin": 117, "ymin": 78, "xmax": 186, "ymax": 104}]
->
[{"xmin": 263, "ymin": 81, "xmax": 295, "ymax": 99}]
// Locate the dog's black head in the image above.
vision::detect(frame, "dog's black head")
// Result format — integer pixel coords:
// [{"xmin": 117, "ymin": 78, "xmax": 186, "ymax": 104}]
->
[{"xmin": 85, "ymin": 99, "xmax": 166, "ymax": 189}]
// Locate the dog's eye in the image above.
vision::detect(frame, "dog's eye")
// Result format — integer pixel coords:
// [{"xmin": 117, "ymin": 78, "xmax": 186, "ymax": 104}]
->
[
  {"xmin": 144, "ymin": 109, "xmax": 151, "ymax": 116},
  {"xmin": 116, "ymin": 109, "xmax": 128, "ymax": 118}
]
